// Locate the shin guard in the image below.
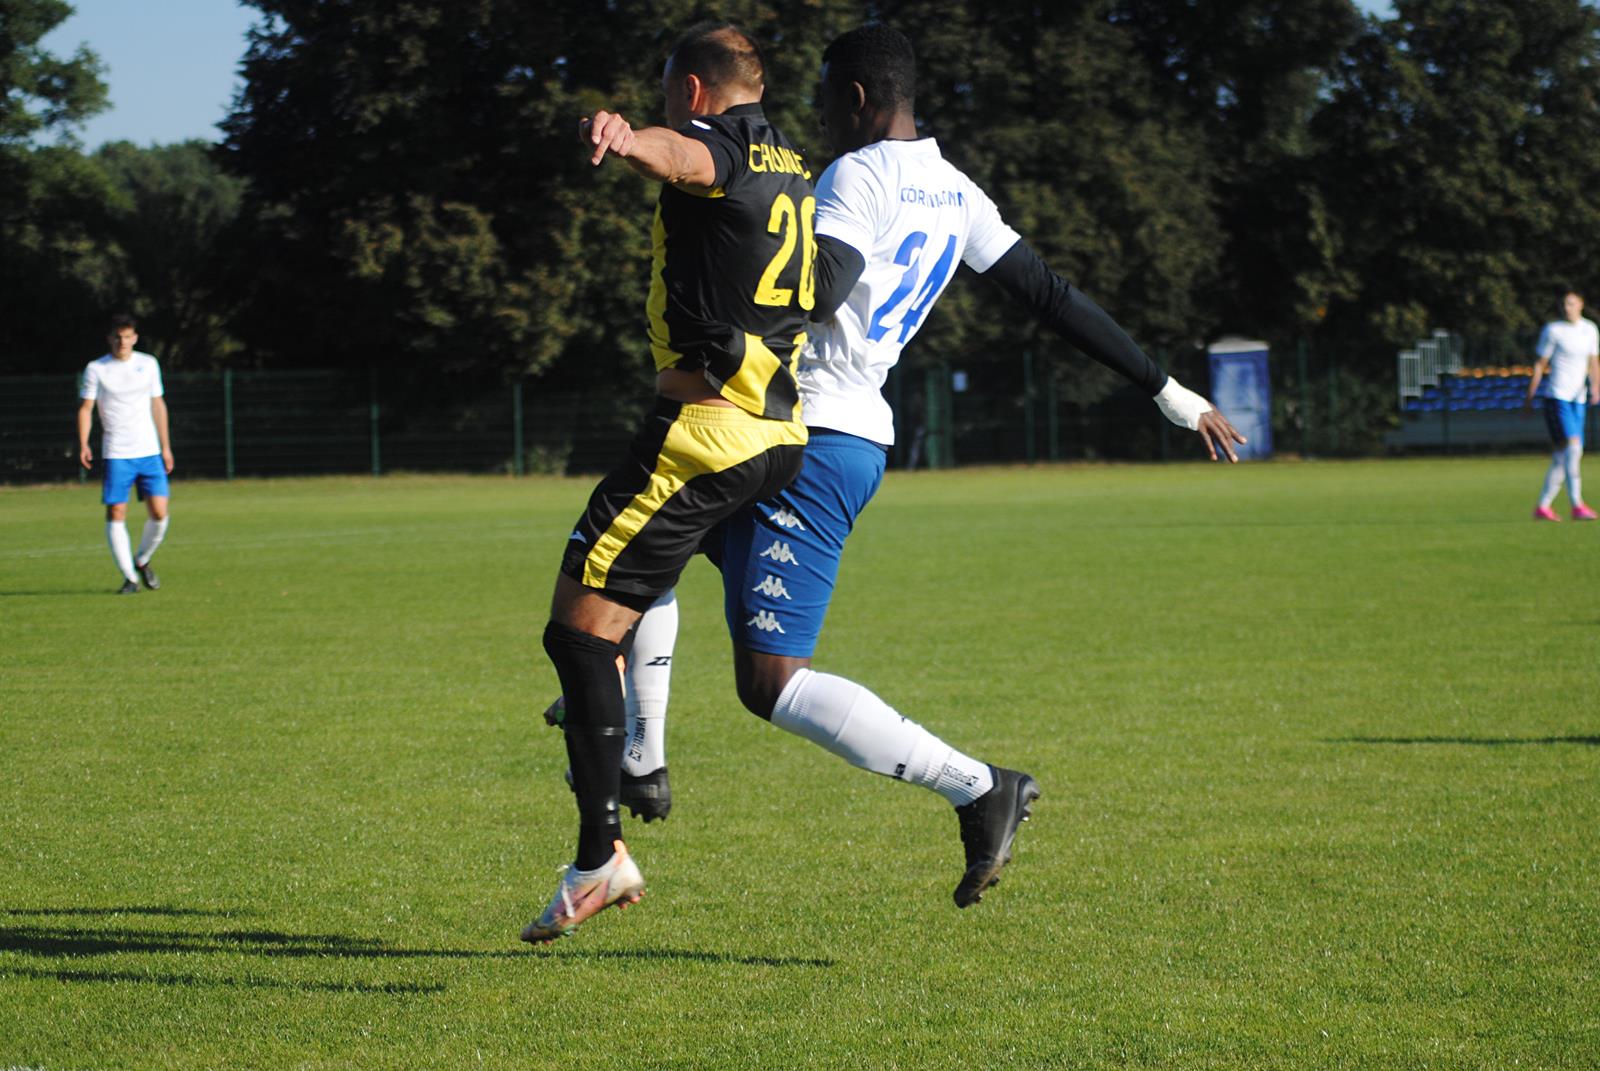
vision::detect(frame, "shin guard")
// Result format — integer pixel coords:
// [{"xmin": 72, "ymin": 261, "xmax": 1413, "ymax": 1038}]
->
[{"xmin": 542, "ymin": 620, "xmax": 628, "ymax": 868}]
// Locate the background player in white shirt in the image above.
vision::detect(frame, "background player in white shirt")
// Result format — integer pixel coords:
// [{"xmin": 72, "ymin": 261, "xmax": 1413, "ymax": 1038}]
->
[
  {"xmin": 1526, "ymin": 290, "xmax": 1599, "ymax": 520},
  {"xmin": 77, "ymin": 313, "xmax": 174, "ymax": 593},
  {"xmin": 565, "ymin": 25, "xmax": 1244, "ymax": 913}
]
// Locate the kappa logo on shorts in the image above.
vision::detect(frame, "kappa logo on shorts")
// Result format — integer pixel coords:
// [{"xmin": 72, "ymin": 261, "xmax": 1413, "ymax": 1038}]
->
[
  {"xmin": 747, "ymin": 610, "xmax": 786, "ymax": 633},
  {"xmin": 768, "ymin": 507, "xmax": 806, "ymax": 531},
  {"xmin": 759, "ymin": 540, "xmax": 798, "ymax": 565},
  {"xmin": 752, "ymin": 575, "xmax": 792, "ymax": 599},
  {"xmin": 568, "ymin": 530, "xmax": 587, "ymax": 543}
]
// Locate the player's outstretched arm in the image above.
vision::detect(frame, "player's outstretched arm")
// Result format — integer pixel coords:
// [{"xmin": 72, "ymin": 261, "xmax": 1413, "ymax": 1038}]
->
[
  {"xmin": 578, "ymin": 111, "xmax": 717, "ymax": 191},
  {"xmin": 981, "ymin": 240, "xmax": 1246, "ymax": 462}
]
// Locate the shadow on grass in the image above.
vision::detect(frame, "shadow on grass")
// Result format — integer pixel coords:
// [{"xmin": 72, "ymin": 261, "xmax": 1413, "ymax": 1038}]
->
[
  {"xmin": 5, "ymin": 905, "xmax": 243, "ymax": 918},
  {"xmin": 0, "ymin": 964, "xmax": 444, "ymax": 995},
  {"xmin": 550, "ymin": 948, "xmax": 834, "ymax": 969},
  {"xmin": 1327, "ymin": 735, "xmax": 1600, "ymax": 746},
  {"xmin": 0, "ymin": 923, "xmax": 520, "ymax": 960},
  {"xmin": 0, "ymin": 920, "xmax": 833, "ymax": 970}
]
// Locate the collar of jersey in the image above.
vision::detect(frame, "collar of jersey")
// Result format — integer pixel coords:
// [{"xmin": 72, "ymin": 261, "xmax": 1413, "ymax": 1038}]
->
[{"xmin": 718, "ymin": 102, "xmax": 764, "ymax": 118}]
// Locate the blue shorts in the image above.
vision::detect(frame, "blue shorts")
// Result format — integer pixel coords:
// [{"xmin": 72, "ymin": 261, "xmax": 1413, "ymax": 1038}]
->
[
  {"xmin": 102, "ymin": 455, "xmax": 169, "ymax": 506},
  {"xmin": 1543, "ymin": 398, "xmax": 1586, "ymax": 446},
  {"xmin": 714, "ymin": 430, "xmax": 888, "ymax": 658}
]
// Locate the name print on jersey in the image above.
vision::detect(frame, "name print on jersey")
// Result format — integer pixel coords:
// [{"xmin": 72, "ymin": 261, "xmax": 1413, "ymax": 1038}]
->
[
  {"xmin": 748, "ymin": 142, "xmax": 810, "ymax": 178},
  {"xmin": 899, "ymin": 186, "xmax": 965, "ymax": 208}
]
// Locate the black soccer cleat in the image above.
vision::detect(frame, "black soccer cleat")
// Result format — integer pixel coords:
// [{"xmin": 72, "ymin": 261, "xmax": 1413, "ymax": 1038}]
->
[
  {"xmin": 117, "ymin": 579, "xmax": 140, "ymax": 595},
  {"xmin": 562, "ymin": 764, "xmax": 673, "ymax": 823},
  {"xmin": 953, "ymin": 766, "xmax": 1040, "ymax": 908},
  {"xmin": 620, "ymin": 766, "xmax": 671, "ymax": 823},
  {"xmin": 137, "ymin": 561, "xmax": 160, "ymax": 590}
]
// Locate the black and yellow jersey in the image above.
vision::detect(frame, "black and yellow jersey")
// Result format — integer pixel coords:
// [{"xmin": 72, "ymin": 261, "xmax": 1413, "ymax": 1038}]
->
[{"xmin": 647, "ymin": 102, "xmax": 815, "ymax": 422}]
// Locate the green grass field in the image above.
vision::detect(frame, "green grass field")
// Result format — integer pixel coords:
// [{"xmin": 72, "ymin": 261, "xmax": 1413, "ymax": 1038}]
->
[{"xmin": 2, "ymin": 457, "xmax": 1597, "ymax": 1070}]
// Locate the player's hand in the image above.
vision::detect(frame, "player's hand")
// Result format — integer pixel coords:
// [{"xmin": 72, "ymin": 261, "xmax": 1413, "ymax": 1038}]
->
[
  {"xmin": 78, "ymin": 444, "xmax": 92, "ymax": 470},
  {"xmin": 579, "ymin": 110, "xmax": 636, "ymax": 166},
  {"xmin": 1197, "ymin": 409, "xmax": 1246, "ymax": 463},
  {"xmin": 162, "ymin": 448, "xmax": 175, "ymax": 474}
]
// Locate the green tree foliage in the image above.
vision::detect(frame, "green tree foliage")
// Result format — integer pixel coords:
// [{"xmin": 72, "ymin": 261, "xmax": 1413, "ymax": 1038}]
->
[
  {"xmin": 95, "ymin": 141, "xmax": 247, "ymax": 367},
  {"xmin": 1316, "ymin": 0, "xmax": 1600, "ymax": 361},
  {"xmin": 0, "ymin": 0, "xmax": 111, "ymax": 370},
  {"xmin": 879, "ymin": 0, "xmax": 1224, "ymax": 404},
  {"xmin": 1113, "ymin": 0, "xmax": 1364, "ymax": 340}
]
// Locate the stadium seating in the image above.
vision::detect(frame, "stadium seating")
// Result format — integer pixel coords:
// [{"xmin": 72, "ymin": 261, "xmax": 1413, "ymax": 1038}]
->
[{"xmin": 1402, "ymin": 368, "xmax": 1534, "ymax": 413}]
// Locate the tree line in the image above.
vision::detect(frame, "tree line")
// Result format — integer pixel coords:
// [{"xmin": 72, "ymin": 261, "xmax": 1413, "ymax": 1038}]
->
[{"xmin": 5, "ymin": 0, "xmax": 1600, "ymax": 415}]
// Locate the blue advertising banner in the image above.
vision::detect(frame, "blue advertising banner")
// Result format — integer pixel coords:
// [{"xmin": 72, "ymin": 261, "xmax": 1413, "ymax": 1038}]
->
[{"xmin": 1207, "ymin": 339, "xmax": 1273, "ymax": 460}]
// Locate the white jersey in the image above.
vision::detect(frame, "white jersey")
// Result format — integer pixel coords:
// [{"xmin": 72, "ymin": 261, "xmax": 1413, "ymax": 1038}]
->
[
  {"xmin": 80, "ymin": 352, "xmax": 164, "ymax": 459},
  {"xmin": 1536, "ymin": 318, "xmax": 1598, "ymax": 402},
  {"xmin": 804, "ymin": 139, "xmax": 1020, "ymax": 444}
]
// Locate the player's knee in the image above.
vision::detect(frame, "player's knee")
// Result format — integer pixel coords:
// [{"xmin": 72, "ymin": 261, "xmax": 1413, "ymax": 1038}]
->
[
  {"xmin": 542, "ymin": 620, "xmax": 625, "ymax": 731},
  {"xmin": 105, "ymin": 504, "xmax": 126, "ymax": 521},
  {"xmin": 734, "ymin": 656, "xmax": 800, "ymax": 720}
]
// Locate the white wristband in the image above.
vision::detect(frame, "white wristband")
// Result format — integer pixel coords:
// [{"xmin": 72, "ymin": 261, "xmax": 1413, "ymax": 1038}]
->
[{"xmin": 1154, "ymin": 376, "xmax": 1213, "ymax": 431}]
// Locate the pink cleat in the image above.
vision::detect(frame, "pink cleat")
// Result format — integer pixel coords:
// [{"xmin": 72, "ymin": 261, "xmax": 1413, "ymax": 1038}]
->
[
  {"xmin": 1573, "ymin": 503, "xmax": 1598, "ymax": 521},
  {"xmin": 520, "ymin": 840, "xmax": 645, "ymax": 944},
  {"xmin": 1533, "ymin": 505, "xmax": 1562, "ymax": 522}
]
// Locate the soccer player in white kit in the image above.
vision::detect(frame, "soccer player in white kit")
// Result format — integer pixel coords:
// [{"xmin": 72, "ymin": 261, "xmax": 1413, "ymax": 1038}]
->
[
  {"xmin": 77, "ymin": 314, "xmax": 175, "ymax": 593},
  {"xmin": 1526, "ymin": 290, "xmax": 1600, "ymax": 521}
]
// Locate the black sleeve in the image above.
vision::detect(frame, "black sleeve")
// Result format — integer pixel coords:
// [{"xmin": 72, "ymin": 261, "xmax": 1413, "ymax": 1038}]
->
[
  {"xmin": 982, "ymin": 240, "xmax": 1168, "ymax": 396},
  {"xmin": 677, "ymin": 119, "xmax": 743, "ymax": 190},
  {"xmin": 810, "ymin": 234, "xmax": 866, "ymax": 322}
]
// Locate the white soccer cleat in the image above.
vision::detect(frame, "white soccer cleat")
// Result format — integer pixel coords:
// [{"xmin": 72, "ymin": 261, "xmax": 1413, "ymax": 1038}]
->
[{"xmin": 520, "ymin": 840, "xmax": 645, "ymax": 944}]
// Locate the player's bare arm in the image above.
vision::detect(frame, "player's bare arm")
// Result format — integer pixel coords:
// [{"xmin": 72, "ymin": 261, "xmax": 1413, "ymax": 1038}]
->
[
  {"xmin": 1589, "ymin": 353, "xmax": 1599, "ymax": 404},
  {"xmin": 151, "ymin": 395, "xmax": 174, "ymax": 473},
  {"xmin": 1525, "ymin": 357, "xmax": 1550, "ymax": 408},
  {"xmin": 578, "ymin": 111, "xmax": 717, "ymax": 191},
  {"xmin": 76, "ymin": 397, "xmax": 94, "ymax": 468}
]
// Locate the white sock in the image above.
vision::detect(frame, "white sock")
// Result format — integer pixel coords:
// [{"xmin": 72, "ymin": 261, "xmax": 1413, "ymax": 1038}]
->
[
  {"xmin": 106, "ymin": 521, "xmax": 137, "ymax": 582},
  {"xmin": 1539, "ymin": 451, "xmax": 1565, "ymax": 508},
  {"xmin": 135, "ymin": 516, "xmax": 169, "ymax": 567},
  {"xmin": 1564, "ymin": 441, "xmax": 1584, "ymax": 506},
  {"xmin": 622, "ymin": 591, "xmax": 678, "ymax": 776},
  {"xmin": 770, "ymin": 668, "xmax": 994, "ymax": 806}
]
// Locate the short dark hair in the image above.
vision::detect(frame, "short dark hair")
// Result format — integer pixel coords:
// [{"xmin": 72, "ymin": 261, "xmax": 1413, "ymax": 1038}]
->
[
  {"xmin": 823, "ymin": 25, "xmax": 916, "ymax": 112},
  {"xmin": 108, "ymin": 312, "xmax": 137, "ymax": 333},
  {"xmin": 671, "ymin": 22, "xmax": 764, "ymax": 91}
]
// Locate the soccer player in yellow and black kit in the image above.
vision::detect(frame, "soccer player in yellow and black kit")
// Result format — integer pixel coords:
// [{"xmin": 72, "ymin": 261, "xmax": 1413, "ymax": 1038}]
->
[{"xmin": 523, "ymin": 23, "xmax": 816, "ymax": 943}]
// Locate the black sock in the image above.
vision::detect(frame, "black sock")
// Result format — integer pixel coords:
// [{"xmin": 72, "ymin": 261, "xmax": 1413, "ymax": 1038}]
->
[{"xmin": 542, "ymin": 620, "xmax": 627, "ymax": 870}]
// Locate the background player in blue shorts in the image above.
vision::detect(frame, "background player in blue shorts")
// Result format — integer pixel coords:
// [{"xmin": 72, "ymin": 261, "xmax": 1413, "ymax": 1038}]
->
[
  {"xmin": 76, "ymin": 313, "xmax": 174, "ymax": 594},
  {"xmin": 1526, "ymin": 290, "xmax": 1600, "ymax": 521}
]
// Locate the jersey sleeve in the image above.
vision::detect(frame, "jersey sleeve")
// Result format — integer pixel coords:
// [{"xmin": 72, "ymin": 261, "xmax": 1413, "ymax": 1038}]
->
[
  {"xmin": 679, "ymin": 117, "xmax": 745, "ymax": 191},
  {"xmin": 149, "ymin": 358, "xmax": 165, "ymax": 397},
  {"xmin": 962, "ymin": 181, "xmax": 1022, "ymax": 273},
  {"xmin": 79, "ymin": 362, "xmax": 100, "ymax": 400},
  {"xmin": 1537, "ymin": 324, "xmax": 1555, "ymax": 360},
  {"xmin": 813, "ymin": 154, "xmax": 883, "ymax": 258}
]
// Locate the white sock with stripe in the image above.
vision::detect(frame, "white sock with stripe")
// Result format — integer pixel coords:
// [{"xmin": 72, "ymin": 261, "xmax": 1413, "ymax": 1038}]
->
[
  {"xmin": 622, "ymin": 591, "xmax": 678, "ymax": 776},
  {"xmin": 136, "ymin": 516, "xmax": 169, "ymax": 567},
  {"xmin": 770, "ymin": 668, "xmax": 994, "ymax": 806},
  {"xmin": 1539, "ymin": 451, "xmax": 1565, "ymax": 508},
  {"xmin": 106, "ymin": 521, "xmax": 137, "ymax": 582},
  {"xmin": 1564, "ymin": 441, "xmax": 1584, "ymax": 506}
]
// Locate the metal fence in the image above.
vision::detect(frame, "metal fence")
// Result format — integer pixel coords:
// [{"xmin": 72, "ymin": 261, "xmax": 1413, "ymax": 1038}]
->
[
  {"xmin": 1, "ymin": 342, "xmax": 1547, "ymax": 486},
  {"xmin": 1, "ymin": 369, "xmax": 646, "ymax": 484}
]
